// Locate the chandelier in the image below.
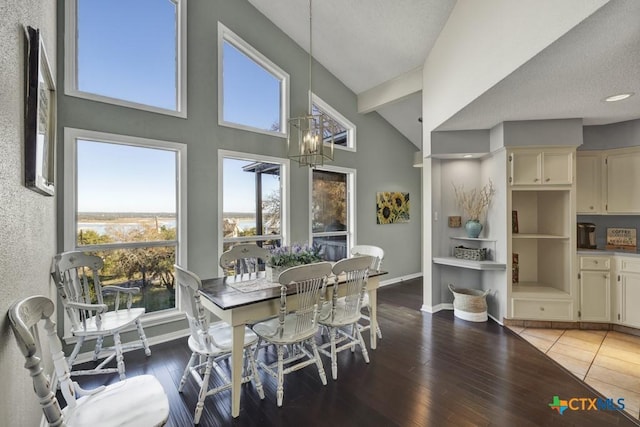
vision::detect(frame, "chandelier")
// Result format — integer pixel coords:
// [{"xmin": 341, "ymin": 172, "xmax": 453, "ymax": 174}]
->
[{"xmin": 288, "ymin": 0, "xmax": 335, "ymax": 168}]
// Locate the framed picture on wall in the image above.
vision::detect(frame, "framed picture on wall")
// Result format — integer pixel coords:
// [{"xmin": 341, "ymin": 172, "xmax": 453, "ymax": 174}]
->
[{"xmin": 24, "ymin": 25, "xmax": 56, "ymax": 196}]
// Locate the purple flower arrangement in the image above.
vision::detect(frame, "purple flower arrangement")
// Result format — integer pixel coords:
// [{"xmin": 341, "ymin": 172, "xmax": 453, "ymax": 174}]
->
[{"xmin": 268, "ymin": 242, "xmax": 322, "ymax": 268}]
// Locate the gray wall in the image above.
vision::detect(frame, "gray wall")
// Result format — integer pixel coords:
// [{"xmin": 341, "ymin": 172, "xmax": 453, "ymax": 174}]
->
[
  {"xmin": 1, "ymin": 1, "xmax": 57, "ymax": 426},
  {"xmin": 55, "ymin": 0, "xmax": 421, "ymax": 339}
]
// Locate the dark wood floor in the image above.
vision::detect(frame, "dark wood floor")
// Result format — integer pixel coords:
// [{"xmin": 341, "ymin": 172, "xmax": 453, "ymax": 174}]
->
[{"xmin": 66, "ymin": 278, "xmax": 640, "ymax": 426}]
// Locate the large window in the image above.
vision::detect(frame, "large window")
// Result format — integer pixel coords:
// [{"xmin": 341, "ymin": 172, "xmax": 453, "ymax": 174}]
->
[
  {"xmin": 311, "ymin": 167, "xmax": 355, "ymax": 262},
  {"xmin": 219, "ymin": 151, "xmax": 289, "ymax": 271},
  {"xmin": 64, "ymin": 128, "xmax": 187, "ymax": 320},
  {"xmin": 65, "ymin": 0, "xmax": 187, "ymax": 116},
  {"xmin": 218, "ymin": 23, "xmax": 289, "ymax": 137},
  {"xmin": 312, "ymin": 94, "xmax": 356, "ymax": 151}
]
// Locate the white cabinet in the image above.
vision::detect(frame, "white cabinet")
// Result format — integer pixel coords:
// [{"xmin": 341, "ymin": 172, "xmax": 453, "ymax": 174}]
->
[
  {"xmin": 576, "ymin": 153, "xmax": 603, "ymax": 214},
  {"xmin": 578, "ymin": 256, "xmax": 610, "ymax": 322},
  {"xmin": 509, "ymin": 149, "xmax": 573, "ymax": 186},
  {"xmin": 616, "ymin": 257, "xmax": 640, "ymax": 328},
  {"xmin": 606, "ymin": 150, "xmax": 640, "ymax": 213}
]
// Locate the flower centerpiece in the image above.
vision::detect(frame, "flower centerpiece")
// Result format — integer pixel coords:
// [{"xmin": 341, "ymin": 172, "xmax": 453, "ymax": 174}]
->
[
  {"xmin": 266, "ymin": 242, "xmax": 322, "ymax": 282},
  {"xmin": 452, "ymin": 180, "xmax": 496, "ymax": 238}
]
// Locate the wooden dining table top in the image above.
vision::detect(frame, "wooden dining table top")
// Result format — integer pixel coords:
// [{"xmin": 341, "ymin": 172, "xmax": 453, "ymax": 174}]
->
[{"xmin": 199, "ymin": 270, "xmax": 387, "ymax": 311}]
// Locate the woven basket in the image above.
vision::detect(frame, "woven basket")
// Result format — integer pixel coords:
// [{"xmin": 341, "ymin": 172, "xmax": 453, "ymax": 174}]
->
[
  {"xmin": 448, "ymin": 284, "xmax": 489, "ymax": 322},
  {"xmin": 453, "ymin": 246, "xmax": 487, "ymax": 261}
]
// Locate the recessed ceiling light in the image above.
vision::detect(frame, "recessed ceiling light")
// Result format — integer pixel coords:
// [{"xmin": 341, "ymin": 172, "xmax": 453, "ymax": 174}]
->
[
  {"xmin": 604, "ymin": 92, "xmax": 634, "ymax": 102},
  {"xmin": 463, "ymin": 154, "xmax": 473, "ymax": 158}
]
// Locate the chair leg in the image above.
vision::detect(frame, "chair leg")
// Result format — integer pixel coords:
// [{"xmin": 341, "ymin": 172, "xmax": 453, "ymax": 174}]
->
[
  {"xmin": 94, "ymin": 335, "xmax": 104, "ymax": 361},
  {"xmin": 246, "ymin": 348, "xmax": 265, "ymax": 399},
  {"xmin": 309, "ymin": 339, "xmax": 327, "ymax": 386},
  {"xmin": 67, "ymin": 337, "xmax": 84, "ymax": 370},
  {"xmin": 355, "ymin": 324, "xmax": 370, "ymax": 364},
  {"xmin": 178, "ymin": 352, "xmax": 197, "ymax": 392},
  {"xmin": 194, "ymin": 357, "xmax": 213, "ymax": 425},
  {"xmin": 330, "ymin": 328, "xmax": 338, "ymax": 380},
  {"xmin": 113, "ymin": 332, "xmax": 126, "ymax": 380},
  {"xmin": 276, "ymin": 345, "xmax": 285, "ymax": 407},
  {"xmin": 136, "ymin": 319, "xmax": 151, "ymax": 356}
]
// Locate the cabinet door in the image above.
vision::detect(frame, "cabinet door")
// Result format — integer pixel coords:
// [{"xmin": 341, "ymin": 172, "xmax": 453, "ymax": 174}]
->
[
  {"xmin": 542, "ymin": 152, "xmax": 573, "ymax": 185},
  {"xmin": 606, "ymin": 151, "xmax": 640, "ymax": 213},
  {"xmin": 579, "ymin": 271, "xmax": 610, "ymax": 322},
  {"xmin": 620, "ymin": 272, "xmax": 640, "ymax": 328},
  {"xmin": 510, "ymin": 152, "xmax": 541, "ymax": 185},
  {"xmin": 576, "ymin": 154, "xmax": 601, "ymax": 213}
]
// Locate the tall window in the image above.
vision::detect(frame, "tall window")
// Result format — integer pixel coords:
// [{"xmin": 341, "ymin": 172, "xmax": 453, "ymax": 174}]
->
[
  {"xmin": 65, "ymin": 0, "xmax": 187, "ymax": 116},
  {"xmin": 312, "ymin": 94, "xmax": 356, "ymax": 151},
  {"xmin": 64, "ymin": 128, "xmax": 187, "ymax": 316},
  {"xmin": 220, "ymin": 151, "xmax": 288, "ymax": 261},
  {"xmin": 218, "ymin": 23, "xmax": 289, "ymax": 136},
  {"xmin": 311, "ymin": 167, "xmax": 355, "ymax": 262}
]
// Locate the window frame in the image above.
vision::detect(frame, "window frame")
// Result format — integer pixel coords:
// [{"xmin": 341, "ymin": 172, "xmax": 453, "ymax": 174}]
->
[
  {"xmin": 218, "ymin": 149, "xmax": 290, "ymax": 276},
  {"xmin": 309, "ymin": 165, "xmax": 356, "ymax": 259},
  {"xmin": 217, "ymin": 22, "xmax": 290, "ymax": 138},
  {"xmin": 63, "ymin": 127, "xmax": 188, "ymax": 337},
  {"xmin": 64, "ymin": 0, "xmax": 188, "ymax": 118},
  {"xmin": 312, "ymin": 93, "xmax": 357, "ymax": 152}
]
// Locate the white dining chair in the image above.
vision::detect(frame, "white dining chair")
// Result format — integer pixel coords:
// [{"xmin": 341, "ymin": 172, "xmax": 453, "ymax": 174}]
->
[
  {"xmin": 251, "ymin": 262, "xmax": 332, "ymax": 407},
  {"xmin": 8, "ymin": 295, "xmax": 169, "ymax": 427},
  {"xmin": 219, "ymin": 243, "xmax": 271, "ymax": 276},
  {"xmin": 350, "ymin": 245, "xmax": 384, "ymax": 339},
  {"xmin": 318, "ymin": 256, "xmax": 373, "ymax": 380},
  {"xmin": 52, "ymin": 251, "xmax": 151, "ymax": 380},
  {"xmin": 174, "ymin": 264, "xmax": 264, "ymax": 424}
]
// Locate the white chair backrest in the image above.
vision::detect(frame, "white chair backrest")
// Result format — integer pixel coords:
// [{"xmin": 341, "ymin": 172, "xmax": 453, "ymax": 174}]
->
[
  {"xmin": 219, "ymin": 243, "xmax": 271, "ymax": 275},
  {"xmin": 9, "ymin": 295, "xmax": 76, "ymax": 426},
  {"xmin": 277, "ymin": 262, "xmax": 332, "ymax": 339},
  {"xmin": 329, "ymin": 256, "xmax": 373, "ymax": 322},
  {"xmin": 52, "ymin": 251, "xmax": 106, "ymax": 333},
  {"xmin": 350, "ymin": 245, "xmax": 384, "ymax": 271},
  {"xmin": 174, "ymin": 264, "xmax": 224, "ymax": 351}
]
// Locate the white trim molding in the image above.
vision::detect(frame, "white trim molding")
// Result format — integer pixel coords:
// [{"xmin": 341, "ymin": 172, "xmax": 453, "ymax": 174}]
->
[{"xmin": 311, "ymin": 93, "xmax": 357, "ymax": 152}]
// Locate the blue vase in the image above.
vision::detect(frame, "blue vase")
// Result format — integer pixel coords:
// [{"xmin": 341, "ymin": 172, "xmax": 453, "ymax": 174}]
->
[{"xmin": 465, "ymin": 220, "xmax": 483, "ymax": 238}]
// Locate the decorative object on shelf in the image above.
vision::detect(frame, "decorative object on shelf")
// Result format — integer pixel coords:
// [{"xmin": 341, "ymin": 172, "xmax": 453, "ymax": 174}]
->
[
  {"xmin": 453, "ymin": 246, "xmax": 487, "ymax": 261},
  {"xmin": 287, "ymin": 0, "xmax": 336, "ymax": 168},
  {"xmin": 448, "ymin": 284, "xmax": 489, "ymax": 322},
  {"xmin": 452, "ymin": 180, "xmax": 495, "ymax": 238},
  {"xmin": 606, "ymin": 228, "xmax": 637, "ymax": 252},
  {"xmin": 376, "ymin": 191, "xmax": 410, "ymax": 224},
  {"xmin": 266, "ymin": 242, "xmax": 322, "ymax": 282},
  {"xmin": 464, "ymin": 220, "xmax": 482, "ymax": 238},
  {"xmin": 24, "ymin": 26, "xmax": 56, "ymax": 196},
  {"xmin": 512, "ymin": 253, "xmax": 519, "ymax": 284},
  {"xmin": 512, "ymin": 210, "xmax": 519, "ymax": 233},
  {"xmin": 448, "ymin": 216, "xmax": 462, "ymax": 228}
]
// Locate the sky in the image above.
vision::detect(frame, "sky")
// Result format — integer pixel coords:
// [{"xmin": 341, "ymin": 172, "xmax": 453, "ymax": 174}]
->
[{"xmin": 76, "ymin": 0, "xmax": 282, "ymax": 214}]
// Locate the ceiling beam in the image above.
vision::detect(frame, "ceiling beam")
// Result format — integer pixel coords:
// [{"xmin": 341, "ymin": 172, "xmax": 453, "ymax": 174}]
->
[{"xmin": 357, "ymin": 67, "xmax": 423, "ymax": 114}]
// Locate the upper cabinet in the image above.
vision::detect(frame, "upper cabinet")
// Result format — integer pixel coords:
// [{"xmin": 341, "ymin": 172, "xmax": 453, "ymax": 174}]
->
[
  {"xmin": 509, "ymin": 149, "xmax": 573, "ymax": 186},
  {"xmin": 606, "ymin": 149, "xmax": 640, "ymax": 214},
  {"xmin": 576, "ymin": 147, "xmax": 640, "ymax": 214},
  {"xmin": 576, "ymin": 152, "xmax": 603, "ymax": 214}
]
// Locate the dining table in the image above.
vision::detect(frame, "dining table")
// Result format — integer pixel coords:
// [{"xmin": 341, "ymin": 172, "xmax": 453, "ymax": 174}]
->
[{"xmin": 198, "ymin": 269, "xmax": 387, "ymax": 418}]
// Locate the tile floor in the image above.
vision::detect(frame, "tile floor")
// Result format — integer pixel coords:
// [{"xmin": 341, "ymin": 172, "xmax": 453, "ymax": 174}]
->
[{"xmin": 508, "ymin": 326, "xmax": 640, "ymax": 420}]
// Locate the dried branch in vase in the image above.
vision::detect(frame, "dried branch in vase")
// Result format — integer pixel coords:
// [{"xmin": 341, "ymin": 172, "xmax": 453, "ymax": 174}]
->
[{"xmin": 452, "ymin": 180, "xmax": 496, "ymax": 221}]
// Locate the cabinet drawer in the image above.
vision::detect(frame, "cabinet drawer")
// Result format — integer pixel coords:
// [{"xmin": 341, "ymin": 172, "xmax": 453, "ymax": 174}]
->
[
  {"xmin": 579, "ymin": 256, "xmax": 610, "ymax": 271},
  {"xmin": 620, "ymin": 258, "xmax": 640, "ymax": 274},
  {"xmin": 512, "ymin": 298, "xmax": 573, "ymax": 320}
]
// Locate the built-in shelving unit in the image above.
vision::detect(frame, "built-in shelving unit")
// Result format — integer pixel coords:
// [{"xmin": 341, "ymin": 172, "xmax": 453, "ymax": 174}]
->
[{"xmin": 433, "ymin": 237, "xmax": 506, "ymax": 271}]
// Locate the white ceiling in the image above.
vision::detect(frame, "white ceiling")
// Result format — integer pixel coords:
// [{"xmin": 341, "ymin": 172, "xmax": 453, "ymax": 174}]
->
[{"xmin": 249, "ymin": 0, "xmax": 640, "ymax": 148}]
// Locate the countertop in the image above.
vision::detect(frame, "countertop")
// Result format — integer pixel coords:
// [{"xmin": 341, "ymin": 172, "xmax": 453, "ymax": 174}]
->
[{"xmin": 577, "ymin": 248, "xmax": 640, "ymax": 257}]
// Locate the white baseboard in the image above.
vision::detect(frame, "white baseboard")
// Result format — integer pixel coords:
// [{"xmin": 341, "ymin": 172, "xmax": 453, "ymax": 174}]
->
[
  {"xmin": 421, "ymin": 303, "xmax": 453, "ymax": 313},
  {"xmin": 379, "ymin": 272, "xmax": 422, "ymax": 287}
]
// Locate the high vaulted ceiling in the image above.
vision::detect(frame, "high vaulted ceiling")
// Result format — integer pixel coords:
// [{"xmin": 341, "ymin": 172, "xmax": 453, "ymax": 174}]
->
[{"xmin": 249, "ymin": 0, "xmax": 640, "ymax": 148}]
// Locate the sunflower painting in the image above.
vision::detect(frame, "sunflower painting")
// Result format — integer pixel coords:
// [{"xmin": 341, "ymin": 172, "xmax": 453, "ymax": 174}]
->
[{"xmin": 376, "ymin": 192, "xmax": 410, "ymax": 224}]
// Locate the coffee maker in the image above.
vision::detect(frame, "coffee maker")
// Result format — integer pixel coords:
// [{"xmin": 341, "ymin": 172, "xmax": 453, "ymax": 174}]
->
[{"xmin": 577, "ymin": 222, "xmax": 597, "ymax": 249}]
